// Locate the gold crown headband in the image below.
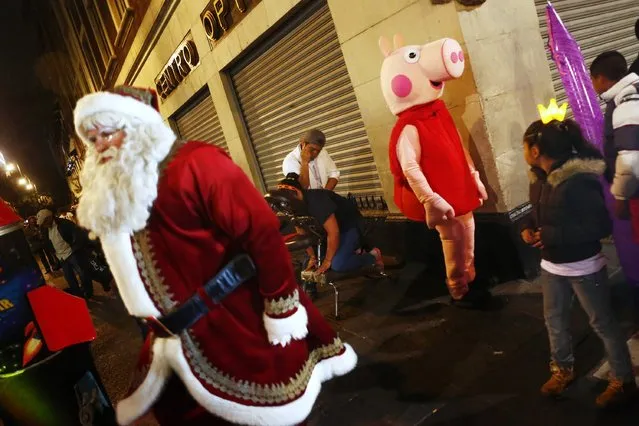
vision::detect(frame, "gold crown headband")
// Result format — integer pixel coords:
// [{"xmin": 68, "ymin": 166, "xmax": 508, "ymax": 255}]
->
[{"xmin": 537, "ymin": 98, "xmax": 568, "ymax": 124}]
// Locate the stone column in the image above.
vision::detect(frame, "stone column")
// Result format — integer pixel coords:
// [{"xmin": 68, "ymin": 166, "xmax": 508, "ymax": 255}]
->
[{"xmin": 457, "ymin": 0, "xmax": 554, "ymax": 213}]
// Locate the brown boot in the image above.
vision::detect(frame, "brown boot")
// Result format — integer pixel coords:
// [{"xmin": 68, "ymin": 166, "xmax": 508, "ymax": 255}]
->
[
  {"xmin": 595, "ymin": 379, "xmax": 638, "ymax": 409},
  {"xmin": 540, "ymin": 363, "xmax": 575, "ymax": 397}
]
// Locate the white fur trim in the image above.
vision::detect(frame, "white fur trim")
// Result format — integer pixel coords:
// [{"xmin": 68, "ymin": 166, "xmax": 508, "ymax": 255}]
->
[
  {"xmin": 101, "ymin": 233, "xmax": 161, "ymax": 317},
  {"xmin": 74, "ymin": 91, "xmax": 164, "ymax": 142},
  {"xmin": 160, "ymin": 338, "xmax": 357, "ymax": 426},
  {"xmin": 116, "ymin": 339, "xmax": 171, "ymax": 425},
  {"xmin": 263, "ymin": 304, "xmax": 309, "ymax": 347}
]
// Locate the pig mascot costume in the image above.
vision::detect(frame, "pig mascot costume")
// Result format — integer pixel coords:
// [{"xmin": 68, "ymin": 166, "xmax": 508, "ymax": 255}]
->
[{"xmin": 379, "ymin": 34, "xmax": 491, "ymax": 308}]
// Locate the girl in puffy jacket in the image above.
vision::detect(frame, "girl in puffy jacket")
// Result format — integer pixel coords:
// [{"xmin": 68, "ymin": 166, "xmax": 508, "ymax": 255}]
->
[{"xmin": 520, "ymin": 118, "xmax": 636, "ymax": 408}]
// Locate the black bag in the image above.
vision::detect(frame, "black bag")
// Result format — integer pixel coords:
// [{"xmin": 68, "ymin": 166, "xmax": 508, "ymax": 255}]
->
[{"xmin": 88, "ymin": 250, "xmax": 112, "ymax": 285}]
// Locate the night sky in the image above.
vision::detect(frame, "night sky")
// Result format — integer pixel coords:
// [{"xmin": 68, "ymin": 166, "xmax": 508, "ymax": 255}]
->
[{"xmin": 0, "ymin": 1, "xmax": 70, "ymax": 205}]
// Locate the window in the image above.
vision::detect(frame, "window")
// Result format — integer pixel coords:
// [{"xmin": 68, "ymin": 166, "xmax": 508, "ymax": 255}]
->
[
  {"xmin": 107, "ymin": 0, "xmax": 128, "ymax": 27},
  {"xmin": 96, "ymin": 1, "xmax": 117, "ymax": 44}
]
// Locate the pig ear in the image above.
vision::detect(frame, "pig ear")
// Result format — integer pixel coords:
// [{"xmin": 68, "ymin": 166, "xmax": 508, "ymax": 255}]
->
[
  {"xmin": 393, "ymin": 34, "xmax": 405, "ymax": 50},
  {"xmin": 379, "ymin": 36, "xmax": 392, "ymax": 57}
]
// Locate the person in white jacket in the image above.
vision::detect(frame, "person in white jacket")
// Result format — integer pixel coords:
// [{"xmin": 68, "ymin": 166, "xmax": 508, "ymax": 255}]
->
[
  {"xmin": 591, "ymin": 51, "xmax": 639, "ymax": 242},
  {"xmin": 282, "ymin": 129, "xmax": 340, "ymax": 190}
]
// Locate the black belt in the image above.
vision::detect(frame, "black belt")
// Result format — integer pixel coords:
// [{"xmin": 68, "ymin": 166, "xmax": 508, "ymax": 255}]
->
[{"xmin": 141, "ymin": 254, "xmax": 256, "ymax": 338}]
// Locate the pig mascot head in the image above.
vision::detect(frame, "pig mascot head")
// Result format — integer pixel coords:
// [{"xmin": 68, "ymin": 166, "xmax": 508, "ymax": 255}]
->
[{"xmin": 379, "ymin": 34, "xmax": 465, "ymax": 115}]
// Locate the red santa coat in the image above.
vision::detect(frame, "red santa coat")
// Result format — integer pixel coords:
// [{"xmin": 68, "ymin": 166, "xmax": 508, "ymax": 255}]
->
[
  {"xmin": 107, "ymin": 141, "xmax": 356, "ymax": 425},
  {"xmin": 388, "ymin": 100, "xmax": 480, "ymax": 221}
]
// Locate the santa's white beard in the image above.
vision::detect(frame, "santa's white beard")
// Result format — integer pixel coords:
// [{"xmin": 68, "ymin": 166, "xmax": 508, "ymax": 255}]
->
[{"xmin": 77, "ymin": 123, "xmax": 176, "ymax": 238}]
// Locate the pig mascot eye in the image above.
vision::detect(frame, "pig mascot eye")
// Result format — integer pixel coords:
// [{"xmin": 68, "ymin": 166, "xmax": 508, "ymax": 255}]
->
[{"xmin": 403, "ymin": 48, "xmax": 420, "ymax": 64}]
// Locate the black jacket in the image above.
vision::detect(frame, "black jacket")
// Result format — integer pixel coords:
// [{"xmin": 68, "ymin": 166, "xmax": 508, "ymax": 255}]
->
[{"xmin": 521, "ymin": 157, "xmax": 612, "ymax": 264}]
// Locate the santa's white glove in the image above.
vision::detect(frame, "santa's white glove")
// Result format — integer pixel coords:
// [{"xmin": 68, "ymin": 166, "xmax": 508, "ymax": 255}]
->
[
  {"xmin": 472, "ymin": 171, "xmax": 488, "ymax": 204},
  {"xmin": 424, "ymin": 194, "xmax": 455, "ymax": 229}
]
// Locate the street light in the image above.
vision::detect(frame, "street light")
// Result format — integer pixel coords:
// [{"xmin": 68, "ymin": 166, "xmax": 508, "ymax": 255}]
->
[
  {"xmin": 18, "ymin": 177, "xmax": 27, "ymax": 186},
  {"xmin": 5, "ymin": 163, "xmax": 16, "ymax": 173},
  {"xmin": 25, "ymin": 183, "xmax": 34, "ymax": 191}
]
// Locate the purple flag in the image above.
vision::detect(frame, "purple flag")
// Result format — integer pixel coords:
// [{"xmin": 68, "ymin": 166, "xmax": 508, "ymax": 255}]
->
[{"xmin": 545, "ymin": 1, "xmax": 639, "ymax": 287}]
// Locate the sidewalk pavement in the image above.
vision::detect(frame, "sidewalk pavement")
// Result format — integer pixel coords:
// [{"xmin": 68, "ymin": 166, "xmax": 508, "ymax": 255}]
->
[
  {"xmin": 45, "ymin": 241, "xmax": 638, "ymax": 425},
  {"xmin": 308, "ymin": 242, "xmax": 639, "ymax": 425}
]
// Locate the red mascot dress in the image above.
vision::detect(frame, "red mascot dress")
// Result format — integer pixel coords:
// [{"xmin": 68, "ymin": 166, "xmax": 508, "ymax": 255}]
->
[
  {"xmin": 379, "ymin": 34, "xmax": 490, "ymax": 307},
  {"xmin": 73, "ymin": 86, "xmax": 357, "ymax": 426}
]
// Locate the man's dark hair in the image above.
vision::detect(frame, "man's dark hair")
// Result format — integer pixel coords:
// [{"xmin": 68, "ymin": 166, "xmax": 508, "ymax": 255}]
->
[
  {"xmin": 590, "ymin": 51, "xmax": 628, "ymax": 82},
  {"xmin": 635, "ymin": 18, "xmax": 639, "ymax": 40},
  {"xmin": 302, "ymin": 129, "xmax": 326, "ymax": 147}
]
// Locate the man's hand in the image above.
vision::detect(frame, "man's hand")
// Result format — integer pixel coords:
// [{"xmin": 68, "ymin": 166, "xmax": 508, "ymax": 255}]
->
[
  {"xmin": 615, "ymin": 199, "xmax": 630, "ymax": 220},
  {"xmin": 305, "ymin": 257, "xmax": 318, "ymax": 271},
  {"xmin": 424, "ymin": 194, "xmax": 455, "ymax": 229},
  {"xmin": 316, "ymin": 259, "xmax": 332, "ymax": 274},
  {"xmin": 300, "ymin": 143, "xmax": 313, "ymax": 164}
]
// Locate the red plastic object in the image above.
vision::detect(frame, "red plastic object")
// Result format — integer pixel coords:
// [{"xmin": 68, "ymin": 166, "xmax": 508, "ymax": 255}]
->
[
  {"xmin": 27, "ymin": 286, "xmax": 96, "ymax": 351},
  {"xmin": 0, "ymin": 197, "xmax": 21, "ymax": 227}
]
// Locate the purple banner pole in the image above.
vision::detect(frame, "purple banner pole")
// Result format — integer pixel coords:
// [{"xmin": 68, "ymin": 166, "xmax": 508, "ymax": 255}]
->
[{"xmin": 546, "ymin": 1, "xmax": 639, "ymax": 287}]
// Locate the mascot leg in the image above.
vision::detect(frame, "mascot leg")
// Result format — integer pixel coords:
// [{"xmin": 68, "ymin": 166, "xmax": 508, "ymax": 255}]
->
[
  {"xmin": 436, "ymin": 218, "xmax": 469, "ymax": 300},
  {"xmin": 437, "ymin": 213, "xmax": 490, "ymax": 308},
  {"xmin": 460, "ymin": 213, "xmax": 476, "ymax": 284}
]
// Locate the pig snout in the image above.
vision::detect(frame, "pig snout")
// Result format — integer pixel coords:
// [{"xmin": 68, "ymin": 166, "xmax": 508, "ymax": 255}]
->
[{"xmin": 420, "ymin": 38, "xmax": 465, "ymax": 82}]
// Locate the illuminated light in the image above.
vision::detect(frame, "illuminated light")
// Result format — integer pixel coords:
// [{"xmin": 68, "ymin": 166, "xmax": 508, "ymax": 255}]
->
[
  {"xmin": 5, "ymin": 163, "xmax": 16, "ymax": 172},
  {"xmin": 25, "ymin": 183, "xmax": 34, "ymax": 190},
  {"xmin": 18, "ymin": 177, "xmax": 27, "ymax": 186},
  {"xmin": 537, "ymin": 98, "xmax": 568, "ymax": 124}
]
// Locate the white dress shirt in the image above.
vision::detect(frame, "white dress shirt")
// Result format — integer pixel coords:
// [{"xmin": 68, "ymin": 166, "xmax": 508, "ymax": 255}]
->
[
  {"xmin": 282, "ymin": 145, "xmax": 340, "ymax": 189},
  {"xmin": 48, "ymin": 222, "xmax": 73, "ymax": 261}
]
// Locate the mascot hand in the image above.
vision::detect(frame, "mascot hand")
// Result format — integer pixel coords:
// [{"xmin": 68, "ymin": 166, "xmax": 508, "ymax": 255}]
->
[
  {"xmin": 472, "ymin": 171, "xmax": 488, "ymax": 202},
  {"xmin": 424, "ymin": 194, "xmax": 455, "ymax": 228}
]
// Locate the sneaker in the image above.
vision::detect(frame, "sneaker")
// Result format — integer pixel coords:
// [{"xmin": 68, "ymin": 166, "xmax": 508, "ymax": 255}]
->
[
  {"xmin": 540, "ymin": 363, "xmax": 575, "ymax": 397},
  {"xmin": 595, "ymin": 378, "xmax": 638, "ymax": 408}
]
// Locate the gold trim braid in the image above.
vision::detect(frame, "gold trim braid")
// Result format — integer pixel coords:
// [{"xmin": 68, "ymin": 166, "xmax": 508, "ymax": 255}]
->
[
  {"xmin": 264, "ymin": 289, "xmax": 300, "ymax": 316},
  {"xmin": 181, "ymin": 333, "xmax": 344, "ymax": 404}
]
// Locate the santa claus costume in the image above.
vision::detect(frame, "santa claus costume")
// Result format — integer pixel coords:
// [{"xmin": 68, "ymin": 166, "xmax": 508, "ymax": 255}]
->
[
  {"xmin": 379, "ymin": 35, "xmax": 491, "ymax": 307},
  {"xmin": 73, "ymin": 86, "xmax": 357, "ymax": 426}
]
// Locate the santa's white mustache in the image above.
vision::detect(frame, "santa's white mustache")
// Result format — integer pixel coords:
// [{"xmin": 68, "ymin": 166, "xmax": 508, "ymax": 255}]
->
[{"xmin": 98, "ymin": 146, "xmax": 120, "ymax": 162}]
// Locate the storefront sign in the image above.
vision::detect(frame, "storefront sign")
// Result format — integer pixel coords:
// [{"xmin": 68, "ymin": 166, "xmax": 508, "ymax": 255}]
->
[
  {"xmin": 201, "ymin": 0, "xmax": 262, "ymax": 42},
  {"xmin": 155, "ymin": 36, "xmax": 200, "ymax": 99}
]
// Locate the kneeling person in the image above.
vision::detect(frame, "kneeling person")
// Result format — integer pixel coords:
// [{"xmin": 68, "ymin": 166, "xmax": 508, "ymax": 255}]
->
[{"xmin": 277, "ymin": 173, "xmax": 382, "ymax": 274}]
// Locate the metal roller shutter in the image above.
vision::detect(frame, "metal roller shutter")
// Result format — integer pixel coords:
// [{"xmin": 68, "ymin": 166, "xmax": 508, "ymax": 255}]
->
[
  {"xmin": 174, "ymin": 90, "xmax": 228, "ymax": 152},
  {"xmin": 536, "ymin": 0, "xmax": 639, "ymax": 105},
  {"xmin": 230, "ymin": 2, "xmax": 383, "ymax": 199}
]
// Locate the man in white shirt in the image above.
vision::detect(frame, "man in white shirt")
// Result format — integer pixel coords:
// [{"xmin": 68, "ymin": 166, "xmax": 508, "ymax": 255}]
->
[
  {"xmin": 282, "ymin": 129, "xmax": 340, "ymax": 190},
  {"xmin": 37, "ymin": 209, "xmax": 100, "ymax": 298}
]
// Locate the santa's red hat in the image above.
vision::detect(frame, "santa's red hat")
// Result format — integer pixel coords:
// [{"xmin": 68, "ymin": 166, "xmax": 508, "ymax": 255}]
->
[{"xmin": 73, "ymin": 86, "xmax": 163, "ymax": 141}]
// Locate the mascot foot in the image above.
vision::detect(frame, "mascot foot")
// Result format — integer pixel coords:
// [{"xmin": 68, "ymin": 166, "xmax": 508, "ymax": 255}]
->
[{"xmin": 450, "ymin": 285, "xmax": 492, "ymax": 310}]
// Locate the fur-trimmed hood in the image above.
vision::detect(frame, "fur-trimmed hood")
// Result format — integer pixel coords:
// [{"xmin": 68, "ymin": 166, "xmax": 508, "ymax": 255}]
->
[{"xmin": 528, "ymin": 157, "xmax": 606, "ymax": 187}]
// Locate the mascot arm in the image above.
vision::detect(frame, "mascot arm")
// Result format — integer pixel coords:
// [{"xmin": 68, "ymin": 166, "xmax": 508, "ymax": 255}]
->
[
  {"xmin": 397, "ymin": 125, "xmax": 455, "ymax": 228},
  {"xmin": 459, "ymin": 130, "xmax": 488, "ymax": 202}
]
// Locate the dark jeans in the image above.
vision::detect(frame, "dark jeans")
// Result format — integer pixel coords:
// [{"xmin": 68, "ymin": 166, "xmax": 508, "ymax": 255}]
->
[
  {"xmin": 61, "ymin": 253, "xmax": 94, "ymax": 297},
  {"xmin": 331, "ymin": 227, "xmax": 376, "ymax": 272},
  {"xmin": 33, "ymin": 247, "xmax": 59, "ymax": 272}
]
